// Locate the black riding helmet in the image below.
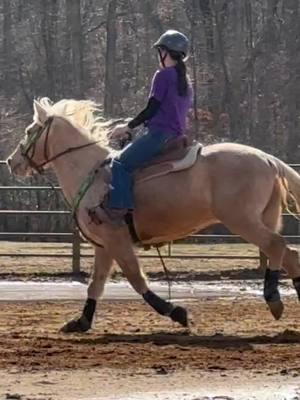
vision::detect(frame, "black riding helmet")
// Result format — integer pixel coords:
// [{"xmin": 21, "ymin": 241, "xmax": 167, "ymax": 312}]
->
[{"xmin": 153, "ymin": 29, "xmax": 189, "ymax": 60}]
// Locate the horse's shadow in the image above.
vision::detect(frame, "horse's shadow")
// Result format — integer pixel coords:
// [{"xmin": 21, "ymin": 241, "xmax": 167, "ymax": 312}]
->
[{"xmin": 65, "ymin": 329, "xmax": 300, "ymax": 351}]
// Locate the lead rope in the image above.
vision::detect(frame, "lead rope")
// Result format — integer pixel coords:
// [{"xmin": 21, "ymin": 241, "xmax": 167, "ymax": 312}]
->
[{"xmin": 155, "ymin": 245, "xmax": 172, "ymax": 301}]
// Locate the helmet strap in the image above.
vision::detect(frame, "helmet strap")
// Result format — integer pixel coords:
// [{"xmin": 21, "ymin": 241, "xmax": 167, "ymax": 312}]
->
[{"xmin": 158, "ymin": 48, "xmax": 168, "ymax": 68}]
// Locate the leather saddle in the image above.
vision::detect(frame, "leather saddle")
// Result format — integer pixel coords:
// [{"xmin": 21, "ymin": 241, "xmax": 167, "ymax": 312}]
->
[
  {"xmin": 135, "ymin": 135, "xmax": 202, "ymax": 182},
  {"xmin": 149, "ymin": 135, "xmax": 190, "ymax": 165}
]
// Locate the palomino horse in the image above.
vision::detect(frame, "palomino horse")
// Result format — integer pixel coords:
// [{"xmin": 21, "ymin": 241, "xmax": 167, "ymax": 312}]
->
[{"xmin": 7, "ymin": 98, "xmax": 300, "ymax": 333}]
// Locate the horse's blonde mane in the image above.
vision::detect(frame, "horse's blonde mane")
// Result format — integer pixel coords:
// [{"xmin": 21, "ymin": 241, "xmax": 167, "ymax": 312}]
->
[{"xmin": 35, "ymin": 97, "xmax": 113, "ymax": 147}]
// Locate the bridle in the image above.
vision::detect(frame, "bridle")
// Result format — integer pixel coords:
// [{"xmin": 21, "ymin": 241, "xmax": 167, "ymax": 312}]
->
[
  {"xmin": 20, "ymin": 116, "xmax": 103, "ymax": 175},
  {"xmin": 20, "ymin": 117, "xmax": 54, "ymax": 174},
  {"xmin": 19, "ymin": 115, "xmax": 109, "ymax": 249}
]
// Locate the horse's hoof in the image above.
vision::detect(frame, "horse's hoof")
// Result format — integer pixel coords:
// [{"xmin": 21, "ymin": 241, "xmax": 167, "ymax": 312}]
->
[
  {"xmin": 60, "ymin": 316, "xmax": 91, "ymax": 333},
  {"xmin": 267, "ymin": 300, "xmax": 284, "ymax": 320},
  {"xmin": 170, "ymin": 306, "xmax": 188, "ymax": 327}
]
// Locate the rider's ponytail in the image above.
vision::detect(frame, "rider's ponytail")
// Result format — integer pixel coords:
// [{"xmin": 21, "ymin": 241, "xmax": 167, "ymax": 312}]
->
[
  {"xmin": 169, "ymin": 50, "xmax": 189, "ymax": 97},
  {"xmin": 175, "ymin": 58, "xmax": 188, "ymax": 97}
]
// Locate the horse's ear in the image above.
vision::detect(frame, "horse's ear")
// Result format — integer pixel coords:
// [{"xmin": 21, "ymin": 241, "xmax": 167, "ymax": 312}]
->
[{"xmin": 33, "ymin": 100, "xmax": 48, "ymax": 124}]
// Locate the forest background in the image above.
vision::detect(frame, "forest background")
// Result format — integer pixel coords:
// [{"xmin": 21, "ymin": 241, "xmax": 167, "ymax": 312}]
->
[{"xmin": 0, "ymin": 0, "xmax": 299, "ymax": 235}]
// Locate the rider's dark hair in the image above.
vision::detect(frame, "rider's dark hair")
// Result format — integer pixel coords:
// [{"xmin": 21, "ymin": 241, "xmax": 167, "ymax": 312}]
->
[{"xmin": 168, "ymin": 49, "xmax": 189, "ymax": 97}]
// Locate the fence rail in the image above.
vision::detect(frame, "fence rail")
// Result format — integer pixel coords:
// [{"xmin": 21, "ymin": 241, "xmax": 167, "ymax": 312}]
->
[
  {"xmin": 1, "ymin": 160, "xmax": 300, "ymax": 274},
  {"xmin": 0, "ymin": 205, "xmax": 296, "ymax": 274}
]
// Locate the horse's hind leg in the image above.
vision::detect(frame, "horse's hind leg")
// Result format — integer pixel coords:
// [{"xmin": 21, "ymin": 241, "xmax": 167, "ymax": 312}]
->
[
  {"xmin": 221, "ymin": 210, "xmax": 286, "ymax": 320},
  {"xmin": 262, "ymin": 180, "xmax": 300, "ymax": 299},
  {"xmin": 102, "ymin": 224, "xmax": 188, "ymax": 327},
  {"xmin": 260, "ymin": 179, "xmax": 283, "ymax": 270}
]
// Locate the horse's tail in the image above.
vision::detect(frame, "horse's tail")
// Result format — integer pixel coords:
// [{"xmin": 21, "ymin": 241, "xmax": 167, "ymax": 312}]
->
[{"xmin": 271, "ymin": 156, "xmax": 300, "ymax": 216}]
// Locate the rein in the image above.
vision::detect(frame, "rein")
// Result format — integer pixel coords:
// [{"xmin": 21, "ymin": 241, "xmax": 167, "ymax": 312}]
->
[{"xmin": 20, "ymin": 116, "xmax": 108, "ymax": 248}]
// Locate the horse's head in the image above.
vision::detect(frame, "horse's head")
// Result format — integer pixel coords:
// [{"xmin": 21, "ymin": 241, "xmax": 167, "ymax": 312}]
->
[
  {"xmin": 7, "ymin": 99, "xmax": 54, "ymax": 176},
  {"xmin": 7, "ymin": 97, "xmax": 111, "ymax": 178}
]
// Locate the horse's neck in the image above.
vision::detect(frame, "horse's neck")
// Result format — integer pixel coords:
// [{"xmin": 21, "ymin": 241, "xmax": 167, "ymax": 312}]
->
[{"xmin": 49, "ymin": 120, "xmax": 109, "ymax": 202}]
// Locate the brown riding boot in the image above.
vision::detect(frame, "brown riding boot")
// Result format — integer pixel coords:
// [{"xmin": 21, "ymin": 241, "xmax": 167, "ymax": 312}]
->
[{"xmin": 88, "ymin": 204, "xmax": 128, "ymax": 226}]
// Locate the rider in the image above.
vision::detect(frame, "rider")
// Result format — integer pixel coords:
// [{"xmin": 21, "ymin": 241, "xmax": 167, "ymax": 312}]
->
[{"xmin": 91, "ymin": 29, "xmax": 193, "ymax": 225}]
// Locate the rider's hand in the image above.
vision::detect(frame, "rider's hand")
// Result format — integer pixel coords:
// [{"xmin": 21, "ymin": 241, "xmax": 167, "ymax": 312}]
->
[{"xmin": 109, "ymin": 123, "xmax": 131, "ymax": 140}]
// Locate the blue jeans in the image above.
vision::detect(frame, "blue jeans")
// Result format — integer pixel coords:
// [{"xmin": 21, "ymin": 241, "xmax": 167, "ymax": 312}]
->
[{"xmin": 107, "ymin": 129, "xmax": 173, "ymax": 209}]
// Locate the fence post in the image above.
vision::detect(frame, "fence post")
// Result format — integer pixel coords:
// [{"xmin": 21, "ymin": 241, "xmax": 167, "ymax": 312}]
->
[{"xmin": 72, "ymin": 226, "xmax": 81, "ymax": 275}]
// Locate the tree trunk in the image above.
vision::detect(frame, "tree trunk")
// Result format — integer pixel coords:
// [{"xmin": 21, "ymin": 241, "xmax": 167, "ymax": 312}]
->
[
  {"xmin": 198, "ymin": 0, "xmax": 221, "ymax": 116},
  {"xmin": 104, "ymin": 0, "xmax": 118, "ymax": 116},
  {"xmin": 285, "ymin": 0, "xmax": 300, "ymax": 162},
  {"xmin": 2, "ymin": 0, "xmax": 14, "ymax": 94},
  {"xmin": 211, "ymin": 0, "xmax": 244, "ymax": 141},
  {"xmin": 41, "ymin": 0, "xmax": 59, "ymax": 99},
  {"xmin": 66, "ymin": 0, "xmax": 84, "ymax": 98},
  {"xmin": 245, "ymin": 0, "xmax": 254, "ymax": 141},
  {"xmin": 198, "ymin": 0, "xmax": 215, "ymax": 65},
  {"xmin": 185, "ymin": 0, "xmax": 200, "ymax": 138}
]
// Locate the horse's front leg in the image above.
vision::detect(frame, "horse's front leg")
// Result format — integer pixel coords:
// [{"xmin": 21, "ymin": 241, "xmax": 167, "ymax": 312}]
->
[
  {"xmin": 103, "ymin": 225, "xmax": 188, "ymax": 327},
  {"xmin": 61, "ymin": 245, "xmax": 113, "ymax": 333}
]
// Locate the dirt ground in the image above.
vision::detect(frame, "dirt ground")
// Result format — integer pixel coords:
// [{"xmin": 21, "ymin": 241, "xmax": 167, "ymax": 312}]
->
[
  {"xmin": 1, "ymin": 368, "xmax": 300, "ymax": 400},
  {"xmin": 0, "ymin": 242, "xmax": 300, "ymax": 399},
  {"xmin": 1, "ymin": 299, "xmax": 300, "ymax": 371},
  {"xmin": 0, "ymin": 298, "xmax": 300, "ymax": 398}
]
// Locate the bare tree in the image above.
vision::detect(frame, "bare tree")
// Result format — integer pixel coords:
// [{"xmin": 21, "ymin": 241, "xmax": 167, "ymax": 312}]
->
[
  {"xmin": 2, "ymin": 0, "xmax": 14, "ymax": 94},
  {"xmin": 66, "ymin": 0, "xmax": 84, "ymax": 98},
  {"xmin": 0, "ymin": 0, "xmax": 300, "ymax": 161},
  {"xmin": 104, "ymin": 0, "xmax": 118, "ymax": 116},
  {"xmin": 41, "ymin": 0, "xmax": 59, "ymax": 98},
  {"xmin": 285, "ymin": 0, "xmax": 300, "ymax": 162}
]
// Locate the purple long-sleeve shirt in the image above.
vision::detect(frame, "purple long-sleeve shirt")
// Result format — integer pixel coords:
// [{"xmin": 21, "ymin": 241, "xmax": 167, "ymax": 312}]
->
[{"xmin": 147, "ymin": 66, "xmax": 193, "ymax": 136}]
